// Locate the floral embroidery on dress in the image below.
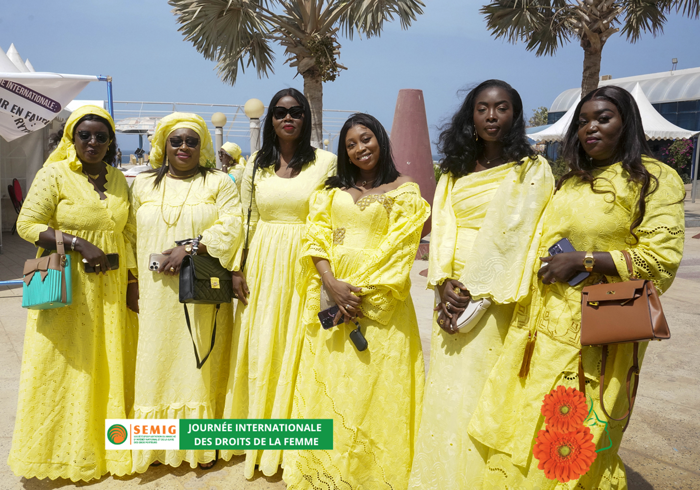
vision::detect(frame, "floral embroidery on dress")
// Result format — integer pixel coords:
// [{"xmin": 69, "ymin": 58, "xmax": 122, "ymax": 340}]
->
[
  {"xmin": 333, "ymin": 228, "xmax": 346, "ymax": 245},
  {"xmin": 355, "ymin": 194, "xmax": 394, "ymax": 214}
]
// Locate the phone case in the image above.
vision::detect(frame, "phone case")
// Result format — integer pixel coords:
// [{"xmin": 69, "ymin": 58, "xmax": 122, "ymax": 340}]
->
[
  {"xmin": 548, "ymin": 238, "xmax": 590, "ymax": 286},
  {"xmin": 148, "ymin": 253, "xmax": 170, "ymax": 272},
  {"xmin": 82, "ymin": 253, "xmax": 119, "ymax": 273},
  {"xmin": 318, "ymin": 305, "xmax": 340, "ymax": 329}
]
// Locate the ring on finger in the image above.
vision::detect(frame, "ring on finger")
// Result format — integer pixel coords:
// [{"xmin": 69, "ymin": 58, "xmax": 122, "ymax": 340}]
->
[
  {"xmin": 446, "ymin": 301, "xmax": 452, "ymax": 311},
  {"xmin": 345, "ymin": 304, "xmax": 351, "ymax": 310},
  {"xmin": 170, "ymin": 267, "xmax": 175, "ymax": 272}
]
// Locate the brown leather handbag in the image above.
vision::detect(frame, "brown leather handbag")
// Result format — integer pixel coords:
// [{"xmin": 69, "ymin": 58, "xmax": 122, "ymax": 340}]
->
[{"xmin": 580, "ymin": 250, "xmax": 670, "ymax": 431}]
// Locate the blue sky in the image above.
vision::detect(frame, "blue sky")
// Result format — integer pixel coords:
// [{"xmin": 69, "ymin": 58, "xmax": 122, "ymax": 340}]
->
[{"xmin": 2, "ymin": 1, "xmax": 699, "ymax": 154}]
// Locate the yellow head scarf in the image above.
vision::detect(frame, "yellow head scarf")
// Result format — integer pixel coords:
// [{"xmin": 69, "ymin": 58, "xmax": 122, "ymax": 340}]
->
[
  {"xmin": 222, "ymin": 141, "xmax": 242, "ymax": 160},
  {"xmin": 44, "ymin": 105, "xmax": 115, "ymax": 171},
  {"xmin": 149, "ymin": 112, "xmax": 215, "ymax": 169}
]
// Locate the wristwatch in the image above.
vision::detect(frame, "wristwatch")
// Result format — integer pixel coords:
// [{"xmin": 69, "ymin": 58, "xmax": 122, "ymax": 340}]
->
[
  {"xmin": 185, "ymin": 243, "xmax": 193, "ymax": 254},
  {"xmin": 583, "ymin": 252, "xmax": 595, "ymax": 272}
]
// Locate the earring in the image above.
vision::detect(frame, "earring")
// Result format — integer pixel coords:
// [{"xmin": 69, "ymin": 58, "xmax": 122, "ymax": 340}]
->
[{"xmin": 474, "ymin": 128, "xmax": 479, "ymax": 142}]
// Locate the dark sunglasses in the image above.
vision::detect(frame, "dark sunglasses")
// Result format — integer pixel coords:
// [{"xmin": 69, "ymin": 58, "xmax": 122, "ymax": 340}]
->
[
  {"xmin": 272, "ymin": 106, "xmax": 304, "ymax": 120},
  {"xmin": 169, "ymin": 136, "xmax": 200, "ymax": 149},
  {"xmin": 76, "ymin": 131, "xmax": 109, "ymax": 144}
]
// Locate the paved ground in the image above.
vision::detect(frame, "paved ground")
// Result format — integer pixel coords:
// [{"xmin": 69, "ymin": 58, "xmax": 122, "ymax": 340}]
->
[{"xmin": 0, "ymin": 191, "xmax": 699, "ymax": 489}]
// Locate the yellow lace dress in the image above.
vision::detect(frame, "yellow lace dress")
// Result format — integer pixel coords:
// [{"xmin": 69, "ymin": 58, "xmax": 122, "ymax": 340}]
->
[
  {"xmin": 409, "ymin": 157, "xmax": 553, "ymax": 489},
  {"xmin": 129, "ymin": 170, "xmax": 243, "ymax": 471},
  {"xmin": 9, "ymin": 161, "xmax": 136, "ymax": 482},
  {"xmin": 282, "ymin": 182, "xmax": 430, "ymax": 489},
  {"xmin": 221, "ymin": 149, "xmax": 337, "ymax": 477},
  {"xmin": 468, "ymin": 159, "xmax": 686, "ymax": 489}
]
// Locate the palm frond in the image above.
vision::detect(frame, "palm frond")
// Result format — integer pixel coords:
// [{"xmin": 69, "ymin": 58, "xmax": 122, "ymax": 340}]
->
[
  {"xmin": 620, "ymin": 0, "xmax": 667, "ymax": 42},
  {"xmin": 339, "ymin": 0, "xmax": 425, "ymax": 39},
  {"xmin": 659, "ymin": 0, "xmax": 700, "ymax": 18}
]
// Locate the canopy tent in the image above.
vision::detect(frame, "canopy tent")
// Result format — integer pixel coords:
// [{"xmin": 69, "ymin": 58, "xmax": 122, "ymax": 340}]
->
[{"xmin": 529, "ymin": 83, "xmax": 699, "ymax": 142}]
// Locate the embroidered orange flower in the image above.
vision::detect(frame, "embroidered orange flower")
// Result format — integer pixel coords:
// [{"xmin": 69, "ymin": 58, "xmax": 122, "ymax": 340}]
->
[
  {"xmin": 541, "ymin": 386, "xmax": 588, "ymax": 432},
  {"xmin": 533, "ymin": 426, "xmax": 597, "ymax": 483}
]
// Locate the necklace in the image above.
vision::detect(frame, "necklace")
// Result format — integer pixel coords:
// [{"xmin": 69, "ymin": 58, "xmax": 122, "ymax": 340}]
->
[
  {"xmin": 481, "ymin": 155, "xmax": 505, "ymax": 166},
  {"xmin": 160, "ymin": 174, "xmax": 195, "ymax": 227},
  {"xmin": 168, "ymin": 168, "xmax": 199, "ymax": 180},
  {"xmin": 360, "ymin": 180, "xmax": 368, "ymax": 187}
]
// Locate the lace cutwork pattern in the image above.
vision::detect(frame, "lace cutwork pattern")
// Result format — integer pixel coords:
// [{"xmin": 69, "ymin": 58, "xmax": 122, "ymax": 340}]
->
[
  {"xmin": 333, "ymin": 228, "xmax": 345, "ymax": 245},
  {"xmin": 355, "ymin": 193, "xmax": 395, "ymax": 213}
]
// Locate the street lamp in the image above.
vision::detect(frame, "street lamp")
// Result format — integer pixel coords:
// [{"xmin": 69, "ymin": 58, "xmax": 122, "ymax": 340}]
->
[
  {"xmin": 323, "ymin": 138, "xmax": 330, "ymax": 151},
  {"xmin": 211, "ymin": 112, "xmax": 227, "ymax": 169},
  {"xmin": 244, "ymin": 98, "xmax": 265, "ymax": 155}
]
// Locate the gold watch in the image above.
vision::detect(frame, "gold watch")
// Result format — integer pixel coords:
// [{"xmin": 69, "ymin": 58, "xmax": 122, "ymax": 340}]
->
[
  {"xmin": 185, "ymin": 244, "xmax": 193, "ymax": 254},
  {"xmin": 583, "ymin": 252, "xmax": 595, "ymax": 272}
]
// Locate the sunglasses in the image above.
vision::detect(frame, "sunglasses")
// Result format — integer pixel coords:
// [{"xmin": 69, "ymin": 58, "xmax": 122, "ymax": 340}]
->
[
  {"xmin": 272, "ymin": 106, "xmax": 304, "ymax": 120},
  {"xmin": 76, "ymin": 131, "xmax": 109, "ymax": 144},
  {"xmin": 169, "ymin": 136, "xmax": 200, "ymax": 149}
]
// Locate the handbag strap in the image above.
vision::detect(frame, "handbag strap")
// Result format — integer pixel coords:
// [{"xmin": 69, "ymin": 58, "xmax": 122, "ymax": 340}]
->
[
  {"xmin": 55, "ymin": 230, "xmax": 67, "ymax": 304},
  {"xmin": 242, "ymin": 160, "xmax": 258, "ymax": 268},
  {"xmin": 599, "ymin": 343, "xmax": 640, "ymax": 432},
  {"xmin": 621, "ymin": 250, "xmax": 637, "ymax": 279},
  {"xmin": 183, "ymin": 303, "xmax": 218, "ymax": 369}
]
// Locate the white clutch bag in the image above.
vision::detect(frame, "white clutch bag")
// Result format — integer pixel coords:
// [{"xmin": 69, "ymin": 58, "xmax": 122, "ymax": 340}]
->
[{"xmin": 434, "ymin": 289, "xmax": 492, "ymax": 334}]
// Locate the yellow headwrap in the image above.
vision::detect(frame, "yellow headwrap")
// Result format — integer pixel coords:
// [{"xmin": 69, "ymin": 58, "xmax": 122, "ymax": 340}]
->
[
  {"xmin": 44, "ymin": 105, "xmax": 115, "ymax": 170},
  {"xmin": 222, "ymin": 141, "xmax": 241, "ymax": 160},
  {"xmin": 149, "ymin": 112, "xmax": 216, "ymax": 169}
]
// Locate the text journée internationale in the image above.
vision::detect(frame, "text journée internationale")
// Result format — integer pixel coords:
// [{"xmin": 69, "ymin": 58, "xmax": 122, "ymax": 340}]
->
[{"xmin": 186, "ymin": 422, "xmax": 324, "ymax": 434}]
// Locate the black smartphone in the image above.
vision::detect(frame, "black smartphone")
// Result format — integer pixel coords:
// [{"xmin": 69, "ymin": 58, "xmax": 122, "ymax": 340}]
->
[
  {"xmin": 318, "ymin": 305, "xmax": 340, "ymax": 329},
  {"xmin": 82, "ymin": 253, "xmax": 119, "ymax": 273},
  {"xmin": 350, "ymin": 321, "xmax": 368, "ymax": 351},
  {"xmin": 548, "ymin": 238, "xmax": 589, "ymax": 286}
]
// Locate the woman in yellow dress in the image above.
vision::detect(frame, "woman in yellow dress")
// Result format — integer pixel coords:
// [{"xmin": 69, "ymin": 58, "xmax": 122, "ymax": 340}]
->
[
  {"xmin": 221, "ymin": 88, "xmax": 336, "ymax": 478},
  {"xmin": 8, "ymin": 105, "xmax": 137, "ymax": 481},
  {"xmin": 282, "ymin": 113, "xmax": 429, "ymax": 489},
  {"xmin": 408, "ymin": 80, "xmax": 553, "ymax": 489},
  {"xmin": 468, "ymin": 86, "xmax": 685, "ymax": 488},
  {"xmin": 220, "ymin": 141, "xmax": 247, "ymax": 192},
  {"xmin": 130, "ymin": 112, "xmax": 243, "ymax": 472}
]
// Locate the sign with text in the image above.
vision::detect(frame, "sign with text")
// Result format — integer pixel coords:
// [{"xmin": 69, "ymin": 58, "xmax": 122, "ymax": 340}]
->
[{"xmin": 106, "ymin": 419, "xmax": 333, "ymax": 451}]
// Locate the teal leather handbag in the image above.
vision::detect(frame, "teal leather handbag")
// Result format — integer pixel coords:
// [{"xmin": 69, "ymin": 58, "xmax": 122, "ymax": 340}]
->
[{"xmin": 22, "ymin": 230, "xmax": 72, "ymax": 310}]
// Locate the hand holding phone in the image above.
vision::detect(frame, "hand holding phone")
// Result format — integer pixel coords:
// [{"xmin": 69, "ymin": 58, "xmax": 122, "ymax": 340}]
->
[{"xmin": 546, "ymin": 238, "xmax": 590, "ymax": 286}]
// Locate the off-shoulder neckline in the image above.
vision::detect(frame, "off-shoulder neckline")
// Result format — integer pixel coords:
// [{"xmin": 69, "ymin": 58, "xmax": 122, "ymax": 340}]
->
[{"xmin": 336, "ymin": 181, "xmax": 418, "ymax": 204}]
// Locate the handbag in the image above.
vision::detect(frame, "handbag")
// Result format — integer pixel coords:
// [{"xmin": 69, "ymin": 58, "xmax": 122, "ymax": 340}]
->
[
  {"xmin": 179, "ymin": 254, "xmax": 234, "ymax": 368},
  {"xmin": 434, "ymin": 289, "xmax": 491, "ymax": 333},
  {"xmin": 580, "ymin": 250, "xmax": 670, "ymax": 431},
  {"xmin": 22, "ymin": 230, "xmax": 72, "ymax": 309}
]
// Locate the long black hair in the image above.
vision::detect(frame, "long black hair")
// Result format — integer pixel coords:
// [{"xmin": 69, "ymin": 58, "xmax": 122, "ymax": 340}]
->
[
  {"xmin": 73, "ymin": 114, "xmax": 117, "ymax": 165},
  {"xmin": 560, "ymin": 85, "xmax": 658, "ymax": 241},
  {"xmin": 255, "ymin": 88, "xmax": 315, "ymax": 171},
  {"xmin": 325, "ymin": 113, "xmax": 400, "ymax": 189},
  {"xmin": 437, "ymin": 79, "xmax": 533, "ymax": 178}
]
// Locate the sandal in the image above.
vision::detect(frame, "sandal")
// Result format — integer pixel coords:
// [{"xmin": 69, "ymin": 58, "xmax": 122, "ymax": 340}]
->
[
  {"xmin": 199, "ymin": 450, "xmax": 219, "ymax": 470},
  {"xmin": 150, "ymin": 461, "xmax": 162, "ymax": 467}
]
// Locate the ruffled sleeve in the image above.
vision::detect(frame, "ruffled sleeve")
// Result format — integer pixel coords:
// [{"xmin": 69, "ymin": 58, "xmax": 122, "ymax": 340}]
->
[
  {"xmin": 297, "ymin": 189, "xmax": 334, "ymax": 294},
  {"xmin": 200, "ymin": 173, "xmax": 244, "ymax": 271},
  {"xmin": 608, "ymin": 159, "xmax": 686, "ymax": 294},
  {"xmin": 427, "ymin": 172, "xmax": 457, "ymax": 288},
  {"xmin": 354, "ymin": 183, "xmax": 430, "ymax": 324},
  {"xmin": 16, "ymin": 165, "xmax": 61, "ymax": 244}
]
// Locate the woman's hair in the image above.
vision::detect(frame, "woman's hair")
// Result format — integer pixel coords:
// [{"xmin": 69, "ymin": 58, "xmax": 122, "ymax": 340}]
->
[
  {"xmin": 437, "ymin": 79, "xmax": 534, "ymax": 178},
  {"xmin": 73, "ymin": 114, "xmax": 118, "ymax": 164},
  {"xmin": 255, "ymin": 87, "xmax": 315, "ymax": 171},
  {"xmin": 560, "ymin": 85, "xmax": 657, "ymax": 241},
  {"xmin": 326, "ymin": 113, "xmax": 400, "ymax": 189}
]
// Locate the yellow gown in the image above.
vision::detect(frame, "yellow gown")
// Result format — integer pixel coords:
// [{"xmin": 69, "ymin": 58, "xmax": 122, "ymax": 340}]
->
[
  {"xmin": 468, "ymin": 159, "xmax": 685, "ymax": 489},
  {"xmin": 409, "ymin": 157, "xmax": 553, "ymax": 489},
  {"xmin": 9, "ymin": 161, "xmax": 136, "ymax": 482},
  {"xmin": 129, "ymin": 170, "xmax": 243, "ymax": 471},
  {"xmin": 221, "ymin": 149, "xmax": 337, "ymax": 478},
  {"xmin": 282, "ymin": 182, "xmax": 430, "ymax": 489}
]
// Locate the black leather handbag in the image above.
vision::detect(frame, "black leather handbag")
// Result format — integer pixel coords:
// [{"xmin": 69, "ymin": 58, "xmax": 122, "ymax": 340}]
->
[{"xmin": 179, "ymin": 254, "xmax": 234, "ymax": 368}]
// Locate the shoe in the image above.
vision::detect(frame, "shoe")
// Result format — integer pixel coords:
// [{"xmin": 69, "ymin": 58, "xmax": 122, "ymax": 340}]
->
[{"xmin": 199, "ymin": 450, "xmax": 219, "ymax": 470}]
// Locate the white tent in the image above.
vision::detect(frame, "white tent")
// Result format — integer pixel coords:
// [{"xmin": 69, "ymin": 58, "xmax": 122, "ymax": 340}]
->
[{"xmin": 529, "ymin": 83, "xmax": 699, "ymax": 142}]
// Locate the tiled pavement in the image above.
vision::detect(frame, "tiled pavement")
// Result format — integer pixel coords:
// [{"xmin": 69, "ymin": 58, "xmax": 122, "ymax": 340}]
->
[{"xmin": 1, "ymin": 221, "xmax": 699, "ymax": 489}]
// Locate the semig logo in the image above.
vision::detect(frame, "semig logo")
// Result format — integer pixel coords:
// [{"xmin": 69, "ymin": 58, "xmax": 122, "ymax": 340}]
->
[{"xmin": 107, "ymin": 424, "xmax": 128, "ymax": 445}]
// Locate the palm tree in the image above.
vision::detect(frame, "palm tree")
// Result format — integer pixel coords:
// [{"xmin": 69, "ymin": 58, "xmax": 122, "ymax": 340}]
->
[
  {"xmin": 480, "ymin": 1, "xmax": 700, "ymax": 97},
  {"xmin": 169, "ymin": 0, "xmax": 425, "ymax": 145}
]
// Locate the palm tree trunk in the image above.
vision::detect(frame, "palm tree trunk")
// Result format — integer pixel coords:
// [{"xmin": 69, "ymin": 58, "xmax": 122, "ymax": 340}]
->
[
  {"xmin": 580, "ymin": 37, "xmax": 603, "ymax": 97},
  {"xmin": 303, "ymin": 67, "xmax": 323, "ymax": 148}
]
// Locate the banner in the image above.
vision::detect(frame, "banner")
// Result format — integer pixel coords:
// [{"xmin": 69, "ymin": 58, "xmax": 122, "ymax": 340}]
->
[
  {"xmin": 0, "ymin": 73, "xmax": 98, "ymax": 142},
  {"xmin": 105, "ymin": 419, "xmax": 333, "ymax": 451}
]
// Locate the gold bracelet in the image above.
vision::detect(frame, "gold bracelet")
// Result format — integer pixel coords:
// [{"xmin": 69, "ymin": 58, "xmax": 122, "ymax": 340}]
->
[{"xmin": 128, "ymin": 279, "xmax": 138, "ymax": 284}]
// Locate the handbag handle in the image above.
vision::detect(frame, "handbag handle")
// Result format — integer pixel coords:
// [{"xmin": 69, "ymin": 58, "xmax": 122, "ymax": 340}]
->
[
  {"xmin": 621, "ymin": 250, "xmax": 637, "ymax": 279},
  {"xmin": 599, "ymin": 343, "xmax": 640, "ymax": 432},
  {"xmin": 55, "ymin": 230, "xmax": 68, "ymax": 304},
  {"xmin": 183, "ymin": 304, "xmax": 218, "ymax": 369},
  {"xmin": 242, "ymin": 159, "xmax": 259, "ymax": 268}
]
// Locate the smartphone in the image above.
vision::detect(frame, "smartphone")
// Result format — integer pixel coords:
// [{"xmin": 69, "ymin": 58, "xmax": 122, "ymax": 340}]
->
[
  {"xmin": 148, "ymin": 253, "xmax": 169, "ymax": 272},
  {"xmin": 82, "ymin": 253, "xmax": 119, "ymax": 273},
  {"xmin": 318, "ymin": 305, "xmax": 340, "ymax": 330},
  {"xmin": 350, "ymin": 321, "xmax": 368, "ymax": 351},
  {"xmin": 548, "ymin": 238, "xmax": 590, "ymax": 287}
]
